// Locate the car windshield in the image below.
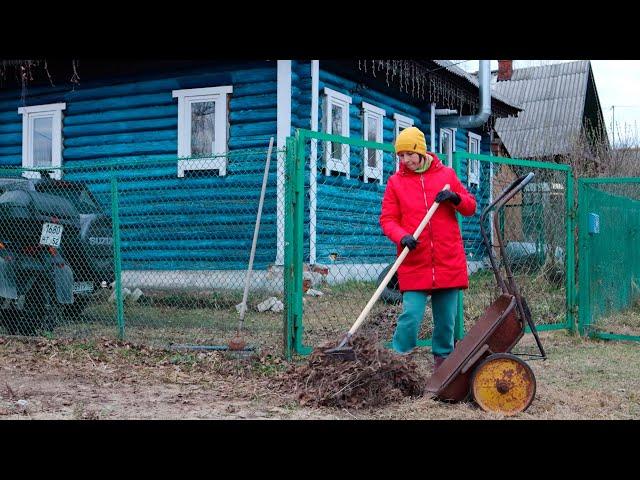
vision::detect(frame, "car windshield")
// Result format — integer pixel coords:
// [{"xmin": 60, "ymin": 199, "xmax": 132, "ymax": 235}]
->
[
  {"xmin": 0, "ymin": 178, "xmax": 30, "ymax": 193},
  {"xmin": 36, "ymin": 183, "xmax": 103, "ymax": 214}
]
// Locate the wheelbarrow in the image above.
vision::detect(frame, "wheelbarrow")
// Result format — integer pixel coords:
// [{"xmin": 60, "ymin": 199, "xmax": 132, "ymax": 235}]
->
[{"xmin": 424, "ymin": 172, "xmax": 547, "ymax": 415}]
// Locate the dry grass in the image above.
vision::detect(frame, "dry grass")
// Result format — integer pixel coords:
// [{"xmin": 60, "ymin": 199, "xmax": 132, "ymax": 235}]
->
[
  {"xmin": 0, "ymin": 268, "xmax": 567, "ymax": 355},
  {"xmin": 1, "ymin": 329, "xmax": 638, "ymax": 419},
  {"xmin": 590, "ymin": 300, "xmax": 640, "ymax": 337},
  {"xmin": 301, "ymin": 270, "xmax": 566, "ymax": 350}
]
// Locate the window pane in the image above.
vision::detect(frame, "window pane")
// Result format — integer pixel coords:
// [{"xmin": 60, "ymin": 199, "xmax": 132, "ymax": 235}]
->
[
  {"xmin": 191, "ymin": 101, "xmax": 216, "ymax": 156},
  {"xmin": 366, "ymin": 115, "xmax": 377, "ymax": 167},
  {"xmin": 367, "ymin": 150, "xmax": 377, "ymax": 168},
  {"xmin": 331, "ymin": 104, "xmax": 343, "ymax": 133},
  {"xmin": 367, "ymin": 117, "xmax": 377, "ymax": 142},
  {"xmin": 331, "ymin": 104, "xmax": 343, "ymax": 159},
  {"xmin": 441, "ymin": 131, "xmax": 451, "ymax": 153},
  {"xmin": 470, "ymin": 138, "xmax": 480, "ymax": 154},
  {"xmin": 33, "ymin": 116, "xmax": 53, "ymax": 167}
]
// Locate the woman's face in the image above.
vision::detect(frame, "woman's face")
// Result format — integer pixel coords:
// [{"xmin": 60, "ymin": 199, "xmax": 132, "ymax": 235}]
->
[{"xmin": 398, "ymin": 151, "xmax": 423, "ymax": 171}]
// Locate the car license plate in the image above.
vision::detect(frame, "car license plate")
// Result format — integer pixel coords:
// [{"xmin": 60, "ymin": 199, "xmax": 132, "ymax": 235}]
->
[
  {"xmin": 40, "ymin": 223, "xmax": 63, "ymax": 247},
  {"xmin": 73, "ymin": 281, "xmax": 94, "ymax": 294}
]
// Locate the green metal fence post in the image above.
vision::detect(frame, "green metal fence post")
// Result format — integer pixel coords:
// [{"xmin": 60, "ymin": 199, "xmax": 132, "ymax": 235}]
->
[
  {"xmin": 577, "ymin": 179, "xmax": 589, "ymax": 336},
  {"xmin": 283, "ymin": 137, "xmax": 296, "ymax": 360},
  {"xmin": 452, "ymin": 152, "xmax": 465, "ymax": 340},
  {"xmin": 110, "ymin": 172, "xmax": 125, "ymax": 340},
  {"xmin": 565, "ymin": 170, "xmax": 576, "ymax": 333},
  {"xmin": 293, "ymin": 131, "xmax": 312, "ymax": 355}
]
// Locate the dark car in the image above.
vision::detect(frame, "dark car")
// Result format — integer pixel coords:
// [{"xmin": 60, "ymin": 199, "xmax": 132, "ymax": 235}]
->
[
  {"xmin": 33, "ymin": 177, "xmax": 115, "ymax": 293},
  {"xmin": 0, "ymin": 175, "xmax": 114, "ymax": 334}
]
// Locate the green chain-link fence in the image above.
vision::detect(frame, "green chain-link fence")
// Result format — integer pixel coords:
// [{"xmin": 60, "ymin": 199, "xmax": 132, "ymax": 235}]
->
[
  {"xmin": 284, "ymin": 130, "xmax": 399, "ymax": 356},
  {"xmin": 285, "ymin": 130, "xmax": 576, "ymax": 357},
  {"xmin": 4, "ymin": 129, "xmax": 639, "ymax": 357},
  {"xmin": 0, "ymin": 147, "xmax": 289, "ymax": 353},
  {"xmin": 454, "ymin": 153, "xmax": 575, "ymax": 352},
  {"xmin": 578, "ymin": 178, "xmax": 640, "ymax": 341}
]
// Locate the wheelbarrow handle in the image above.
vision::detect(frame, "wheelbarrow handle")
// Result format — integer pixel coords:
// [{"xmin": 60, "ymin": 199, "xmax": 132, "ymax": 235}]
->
[
  {"xmin": 346, "ymin": 184, "xmax": 451, "ymax": 337},
  {"xmin": 480, "ymin": 172, "xmax": 535, "ymax": 222}
]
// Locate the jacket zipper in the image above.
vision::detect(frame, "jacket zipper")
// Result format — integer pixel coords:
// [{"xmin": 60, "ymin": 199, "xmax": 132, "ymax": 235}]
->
[{"xmin": 420, "ymin": 174, "xmax": 436, "ymax": 289}]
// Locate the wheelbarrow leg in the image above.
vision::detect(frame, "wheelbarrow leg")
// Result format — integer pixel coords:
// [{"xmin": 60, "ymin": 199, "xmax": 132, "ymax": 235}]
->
[{"xmin": 520, "ymin": 298, "xmax": 547, "ymax": 359}]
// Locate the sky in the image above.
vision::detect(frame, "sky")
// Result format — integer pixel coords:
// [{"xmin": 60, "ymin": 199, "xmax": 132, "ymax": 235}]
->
[{"xmin": 456, "ymin": 60, "xmax": 640, "ymax": 147}]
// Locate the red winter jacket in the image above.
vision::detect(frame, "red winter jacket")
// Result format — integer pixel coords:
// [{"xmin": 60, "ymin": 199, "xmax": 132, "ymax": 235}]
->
[{"xmin": 380, "ymin": 153, "xmax": 476, "ymax": 292}]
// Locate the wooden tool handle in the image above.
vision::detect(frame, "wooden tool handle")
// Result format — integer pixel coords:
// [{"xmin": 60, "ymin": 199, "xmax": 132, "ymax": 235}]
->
[{"xmin": 238, "ymin": 137, "xmax": 274, "ymax": 322}]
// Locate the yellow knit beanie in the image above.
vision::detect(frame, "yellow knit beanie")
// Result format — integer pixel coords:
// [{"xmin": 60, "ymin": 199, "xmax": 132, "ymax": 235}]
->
[{"xmin": 395, "ymin": 126, "xmax": 427, "ymax": 156}]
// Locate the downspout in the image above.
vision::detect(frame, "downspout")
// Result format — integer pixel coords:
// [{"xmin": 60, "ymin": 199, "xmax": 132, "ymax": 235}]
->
[
  {"xmin": 276, "ymin": 60, "xmax": 292, "ymax": 265},
  {"xmin": 430, "ymin": 103, "xmax": 436, "ymax": 152},
  {"xmin": 309, "ymin": 60, "xmax": 319, "ymax": 265},
  {"xmin": 439, "ymin": 60, "xmax": 492, "ymax": 129}
]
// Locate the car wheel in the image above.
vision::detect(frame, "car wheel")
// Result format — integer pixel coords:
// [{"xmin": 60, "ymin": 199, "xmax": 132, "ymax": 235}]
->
[
  {"xmin": 0, "ymin": 302, "xmax": 20, "ymax": 335},
  {"xmin": 377, "ymin": 263, "xmax": 402, "ymax": 305},
  {"xmin": 62, "ymin": 295, "xmax": 90, "ymax": 320},
  {"xmin": 18, "ymin": 283, "xmax": 61, "ymax": 335}
]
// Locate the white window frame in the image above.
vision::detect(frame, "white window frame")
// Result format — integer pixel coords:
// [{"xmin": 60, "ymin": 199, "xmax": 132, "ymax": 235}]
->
[
  {"xmin": 323, "ymin": 87, "xmax": 351, "ymax": 177},
  {"xmin": 439, "ymin": 127, "xmax": 456, "ymax": 167},
  {"xmin": 18, "ymin": 103, "xmax": 66, "ymax": 180},
  {"xmin": 393, "ymin": 113, "xmax": 414, "ymax": 171},
  {"xmin": 468, "ymin": 132, "xmax": 481, "ymax": 186},
  {"xmin": 362, "ymin": 102, "xmax": 385, "ymax": 184},
  {"xmin": 172, "ymin": 86, "xmax": 232, "ymax": 178}
]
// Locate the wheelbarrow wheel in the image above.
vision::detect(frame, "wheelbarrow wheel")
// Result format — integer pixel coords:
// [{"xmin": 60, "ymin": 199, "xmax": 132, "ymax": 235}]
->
[{"xmin": 470, "ymin": 353, "xmax": 536, "ymax": 415}]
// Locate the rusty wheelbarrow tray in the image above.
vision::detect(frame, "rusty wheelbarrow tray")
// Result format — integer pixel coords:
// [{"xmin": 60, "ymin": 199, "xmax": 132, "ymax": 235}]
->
[{"xmin": 424, "ymin": 172, "xmax": 547, "ymax": 415}]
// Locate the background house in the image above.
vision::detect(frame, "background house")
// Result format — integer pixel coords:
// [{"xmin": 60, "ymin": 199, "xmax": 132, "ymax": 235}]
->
[
  {"xmin": 0, "ymin": 59, "xmax": 520, "ymax": 287},
  {"xmin": 476, "ymin": 60, "xmax": 608, "ymax": 260},
  {"xmin": 489, "ymin": 60, "xmax": 608, "ymax": 162}
]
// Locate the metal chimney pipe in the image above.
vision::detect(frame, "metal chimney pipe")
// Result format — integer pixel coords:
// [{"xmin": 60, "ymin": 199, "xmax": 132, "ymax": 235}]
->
[{"xmin": 439, "ymin": 60, "xmax": 491, "ymax": 129}]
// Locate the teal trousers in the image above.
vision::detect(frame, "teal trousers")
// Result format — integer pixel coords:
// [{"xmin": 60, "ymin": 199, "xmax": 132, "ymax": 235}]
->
[{"xmin": 391, "ymin": 289, "xmax": 459, "ymax": 357}]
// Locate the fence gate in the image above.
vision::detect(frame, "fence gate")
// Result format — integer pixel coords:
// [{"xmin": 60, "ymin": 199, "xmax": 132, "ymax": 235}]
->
[
  {"xmin": 284, "ymin": 130, "xmax": 399, "ymax": 357},
  {"xmin": 284, "ymin": 130, "xmax": 575, "ymax": 358},
  {"xmin": 577, "ymin": 178, "xmax": 640, "ymax": 342},
  {"xmin": 452, "ymin": 152, "xmax": 575, "ymax": 352}
]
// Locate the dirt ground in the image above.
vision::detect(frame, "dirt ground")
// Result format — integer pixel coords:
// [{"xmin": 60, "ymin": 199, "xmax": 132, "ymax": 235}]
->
[{"xmin": 1, "ymin": 330, "xmax": 639, "ymax": 420}]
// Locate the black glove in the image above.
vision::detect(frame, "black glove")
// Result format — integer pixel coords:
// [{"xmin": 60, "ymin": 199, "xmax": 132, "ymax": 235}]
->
[
  {"xmin": 400, "ymin": 235, "xmax": 418, "ymax": 251},
  {"xmin": 435, "ymin": 190, "xmax": 461, "ymax": 206}
]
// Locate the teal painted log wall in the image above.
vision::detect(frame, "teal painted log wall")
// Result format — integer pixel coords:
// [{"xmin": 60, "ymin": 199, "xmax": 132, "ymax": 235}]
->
[
  {"xmin": 0, "ymin": 62, "xmax": 280, "ymax": 272},
  {"xmin": 0, "ymin": 61, "xmax": 495, "ymax": 272}
]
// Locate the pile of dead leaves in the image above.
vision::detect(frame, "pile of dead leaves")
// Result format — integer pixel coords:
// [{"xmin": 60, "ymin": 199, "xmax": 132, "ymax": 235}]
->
[
  {"xmin": 360, "ymin": 305, "xmax": 400, "ymax": 339},
  {"xmin": 282, "ymin": 333, "xmax": 426, "ymax": 409}
]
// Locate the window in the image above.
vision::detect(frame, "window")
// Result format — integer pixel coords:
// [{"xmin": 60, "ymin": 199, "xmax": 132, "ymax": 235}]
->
[
  {"xmin": 362, "ymin": 102, "xmax": 385, "ymax": 183},
  {"xmin": 439, "ymin": 128, "xmax": 456, "ymax": 167},
  {"xmin": 393, "ymin": 113, "xmax": 414, "ymax": 140},
  {"xmin": 393, "ymin": 113, "xmax": 414, "ymax": 171},
  {"xmin": 18, "ymin": 103, "xmax": 65, "ymax": 180},
  {"xmin": 323, "ymin": 88, "xmax": 351, "ymax": 177},
  {"xmin": 172, "ymin": 86, "xmax": 232, "ymax": 177},
  {"xmin": 468, "ymin": 132, "xmax": 481, "ymax": 186}
]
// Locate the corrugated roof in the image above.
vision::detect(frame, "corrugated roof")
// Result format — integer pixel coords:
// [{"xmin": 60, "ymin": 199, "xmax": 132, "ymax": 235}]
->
[
  {"xmin": 432, "ymin": 60, "xmax": 522, "ymax": 110},
  {"xmin": 492, "ymin": 61, "xmax": 592, "ymax": 158}
]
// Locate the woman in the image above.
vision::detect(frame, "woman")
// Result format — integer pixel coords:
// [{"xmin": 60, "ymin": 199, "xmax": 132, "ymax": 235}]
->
[{"xmin": 380, "ymin": 126, "xmax": 476, "ymax": 370}]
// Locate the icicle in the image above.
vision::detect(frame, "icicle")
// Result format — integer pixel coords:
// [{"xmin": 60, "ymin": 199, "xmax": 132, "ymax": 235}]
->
[
  {"xmin": 385, "ymin": 60, "xmax": 390, "ymax": 86},
  {"xmin": 70, "ymin": 59, "xmax": 80, "ymax": 89},
  {"xmin": 411, "ymin": 63, "xmax": 414, "ymax": 97}
]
